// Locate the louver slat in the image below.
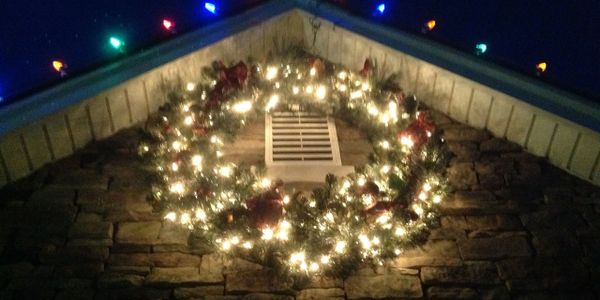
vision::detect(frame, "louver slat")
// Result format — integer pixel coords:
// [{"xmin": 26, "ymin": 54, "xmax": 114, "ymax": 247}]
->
[{"xmin": 266, "ymin": 111, "xmax": 342, "ymax": 165}]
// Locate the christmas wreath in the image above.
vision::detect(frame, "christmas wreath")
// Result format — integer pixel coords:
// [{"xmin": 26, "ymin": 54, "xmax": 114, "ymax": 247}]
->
[{"xmin": 139, "ymin": 51, "xmax": 450, "ymax": 278}]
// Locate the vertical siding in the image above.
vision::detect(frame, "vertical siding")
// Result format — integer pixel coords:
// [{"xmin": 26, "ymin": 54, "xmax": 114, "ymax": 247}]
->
[
  {"xmin": 526, "ymin": 115, "xmax": 556, "ymax": 157},
  {"xmin": 144, "ymin": 70, "xmax": 165, "ymax": 114},
  {"xmin": 548, "ymin": 124, "xmax": 579, "ymax": 169},
  {"xmin": 506, "ymin": 106, "xmax": 534, "ymax": 146},
  {"xmin": 43, "ymin": 114, "xmax": 73, "ymax": 160},
  {"xmin": 248, "ymin": 25, "xmax": 264, "ymax": 60},
  {"xmin": 67, "ymin": 102, "xmax": 94, "ymax": 149},
  {"xmin": 327, "ymin": 25, "xmax": 343, "ymax": 65},
  {"xmin": 0, "ymin": 133, "xmax": 30, "ymax": 180},
  {"xmin": 467, "ymin": 89, "xmax": 492, "ymax": 130},
  {"xmin": 569, "ymin": 134, "xmax": 600, "ymax": 179},
  {"xmin": 448, "ymin": 81, "xmax": 472, "ymax": 123},
  {"xmin": 287, "ymin": 10, "xmax": 305, "ymax": 48},
  {"xmin": 415, "ymin": 63, "xmax": 436, "ymax": 104},
  {"xmin": 431, "ymin": 73, "xmax": 454, "ymax": 114},
  {"xmin": 487, "ymin": 95, "xmax": 513, "ymax": 137},
  {"xmin": 88, "ymin": 95, "xmax": 113, "ymax": 140},
  {"xmin": 107, "ymin": 88, "xmax": 131, "ymax": 132},
  {"xmin": 21, "ymin": 124, "xmax": 52, "ymax": 170},
  {"xmin": 339, "ymin": 27, "xmax": 357, "ymax": 70},
  {"xmin": 127, "ymin": 80, "xmax": 149, "ymax": 124},
  {"xmin": 0, "ymin": 151, "xmax": 8, "ymax": 185}
]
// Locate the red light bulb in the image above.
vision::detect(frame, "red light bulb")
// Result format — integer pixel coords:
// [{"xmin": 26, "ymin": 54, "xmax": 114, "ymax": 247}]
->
[{"xmin": 162, "ymin": 19, "xmax": 174, "ymax": 31}]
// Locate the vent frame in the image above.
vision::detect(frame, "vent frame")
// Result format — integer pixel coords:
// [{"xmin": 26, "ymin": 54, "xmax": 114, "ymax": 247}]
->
[{"xmin": 265, "ymin": 111, "xmax": 342, "ymax": 166}]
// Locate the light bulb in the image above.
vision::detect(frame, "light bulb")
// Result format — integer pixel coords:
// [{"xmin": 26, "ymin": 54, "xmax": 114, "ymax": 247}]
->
[
  {"xmin": 232, "ymin": 100, "xmax": 253, "ymax": 113},
  {"xmin": 186, "ymin": 82, "xmax": 196, "ymax": 91},
  {"xmin": 170, "ymin": 182, "xmax": 185, "ymax": 194},
  {"xmin": 195, "ymin": 209, "xmax": 207, "ymax": 221},
  {"xmin": 315, "ymin": 85, "xmax": 327, "ymax": 100},
  {"xmin": 335, "ymin": 241, "xmax": 346, "ymax": 253},
  {"xmin": 265, "ymin": 94, "xmax": 279, "ymax": 111},
  {"xmin": 180, "ymin": 213, "xmax": 191, "ymax": 224},
  {"xmin": 191, "ymin": 155, "xmax": 203, "ymax": 167},
  {"xmin": 395, "ymin": 227, "xmax": 406, "ymax": 236},
  {"xmin": 164, "ymin": 212, "xmax": 176, "ymax": 222},
  {"xmin": 265, "ymin": 67, "xmax": 278, "ymax": 80},
  {"xmin": 260, "ymin": 178, "xmax": 271, "ymax": 188},
  {"xmin": 219, "ymin": 166, "xmax": 232, "ymax": 177},
  {"xmin": 309, "ymin": 262, "xmax": 319, "ymax": 271},
  {"xmin": 262, "ymin": 228, "xmax": 274, "ymax": 240},
  {"xmin": 172, "ymin": 141, "xmax": 182, "ymax": 151}
]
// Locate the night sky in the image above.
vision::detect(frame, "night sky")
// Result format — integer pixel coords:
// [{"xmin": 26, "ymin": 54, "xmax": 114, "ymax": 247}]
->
[{"xmin": 1, "ymin": 0, "xmax": 599, "ymax": 105}]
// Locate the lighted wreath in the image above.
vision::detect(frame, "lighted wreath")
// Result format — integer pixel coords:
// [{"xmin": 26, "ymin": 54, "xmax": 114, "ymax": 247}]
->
[{"xmin": 139, "ymin": 51, "xmax": 450, "ymax": 278}]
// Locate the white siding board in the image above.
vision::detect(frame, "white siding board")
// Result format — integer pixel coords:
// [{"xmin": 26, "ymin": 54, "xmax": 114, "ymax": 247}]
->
[
  {"xmin": 449, "ymin": 81, "xmax": 472, "ymax": 123},
  {"xmin": 287, "ymin": 11, "xmax": 305, "ymax": 48},
  {"xmin": 487, "ymin": 96, "xmax": 512, "ymax": 137},
  {"xmin": 21, "ymin": 124, "xmax": 52, "ymax": 170},
  {"xmin": 416, "ymin": 63, "xmax": 436, "ymax": 105},
  {"xmin": 248, "ymin": 25, "xmax": 264, "ymax": 60},
  {"xmin": 0, "ymin": 133, "xmax": 30, "ymax": 180},
  {"xmin": 144, "ymin": 70, "xmax": 165, "ymax": 114},
  {"xmin": 314, "ymin": 19, "xmax": 330, "ymax": 59},
  {"xmin": 88, "ymin": 96, "xmax": 112, "ymax": 140},
  {"xmin": 67, "ymin": 102, "xmax": 93, "ymax": 149},
  {"xmin": 107, "ymin": 88, "xmax": 130, "ymax": 132},
  {"xmin": 127, "ymin": 80, "xmax": 148, "ymax": 123},
  {"xmin": 548, "ymin": 124, "xmax": 579, "ymax": 169},
  {"xmin": 432, "ymin": 73, "xmax": 453, "ymax": 114},
  {"xmin": 468, "ymin": 89, "xmax": 492, "ymax": 129},
  {"xmin": 401, "ymin": 55, "xmax": 419, "ymax": 93},
  {"xmin": 0, "ymin": 154, "xmax": 7, "ymax": 185},
  {"xmin": 339, "ymin": 28, "xmax": 356, "ymax": 69},
  {"xmin": 506, "ymin": 106, "xmax": 534, "ymax": 146},
  {"xmin": 569, "ymin": 133, "xmax": 600, "ymax": 179},
  {"xmin": 353, "ymin": 36, "xmax": 371, "ymax": 71},
  {"xmin": 526, "ymin": 115, "xmax": 556, "ymax": 157},
  {"xmin": 592, "ymin": 161, "xmax": 600, "ymax": 186},
  {"xmin": 327, "ymin": 25, "xmax": 343, "ymax": 65},
  {"xmin": 44, "ymin": 114, "xmax": 73, "ymax": 160},
  {"xmin": 370, "ymin": 43, "xmax": 387, "ymax": 78}
]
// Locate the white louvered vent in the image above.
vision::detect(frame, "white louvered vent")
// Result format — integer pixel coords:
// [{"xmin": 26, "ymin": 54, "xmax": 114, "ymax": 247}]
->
[{"xmin": 266, "ymin": 111, "xmax": 342, "ymax": 166}]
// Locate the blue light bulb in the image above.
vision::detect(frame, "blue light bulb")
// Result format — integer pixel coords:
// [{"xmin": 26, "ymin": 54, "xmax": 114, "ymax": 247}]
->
[
  {"xmin": 205, "ymin": 2, "xmax": 217, "ymax": 14},
  {"xmin": 377, "ymin": 3, "xmax": 386, "ymax": 14}
]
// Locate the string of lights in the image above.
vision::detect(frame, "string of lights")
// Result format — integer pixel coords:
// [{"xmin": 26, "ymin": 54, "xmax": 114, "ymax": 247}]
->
[{"xmin": 1, "ymin": 1, "xmax": 560, "ymax": 103}]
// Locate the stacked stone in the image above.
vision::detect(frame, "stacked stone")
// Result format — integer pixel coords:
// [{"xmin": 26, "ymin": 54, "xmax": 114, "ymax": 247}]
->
[{"xmin": 0, "ymin": 113, "xmax": 599, "ymax": 299}]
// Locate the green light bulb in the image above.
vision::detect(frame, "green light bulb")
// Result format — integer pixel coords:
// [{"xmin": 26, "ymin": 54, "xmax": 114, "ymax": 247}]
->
[
  {"xmin": 475, "ymin": 43, "xmax": 487, "ymax": 55},
  {"xmin": 110, "ymin": 37, "xmax": 124, "ymax": 49}
]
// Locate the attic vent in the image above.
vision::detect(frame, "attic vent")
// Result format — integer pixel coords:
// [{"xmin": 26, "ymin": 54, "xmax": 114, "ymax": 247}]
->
[{"xmin": 266, "ymin": 111, "xmax": 342, "ymax": 166}]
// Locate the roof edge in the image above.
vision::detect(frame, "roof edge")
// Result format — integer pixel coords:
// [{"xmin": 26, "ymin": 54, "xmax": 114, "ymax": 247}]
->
[
  {"xmin": 293, "ymin": 0, "xmax": 600, "ymax": 132},
  {"xmin": 0, "ymin": 0, "xmax": 294, "ymax": 136}
]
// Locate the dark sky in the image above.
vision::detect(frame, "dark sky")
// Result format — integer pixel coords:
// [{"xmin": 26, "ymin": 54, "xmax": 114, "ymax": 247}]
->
[{"xmin": 0, "ymin": 0, "xmax": 599, "ymax": 104}]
